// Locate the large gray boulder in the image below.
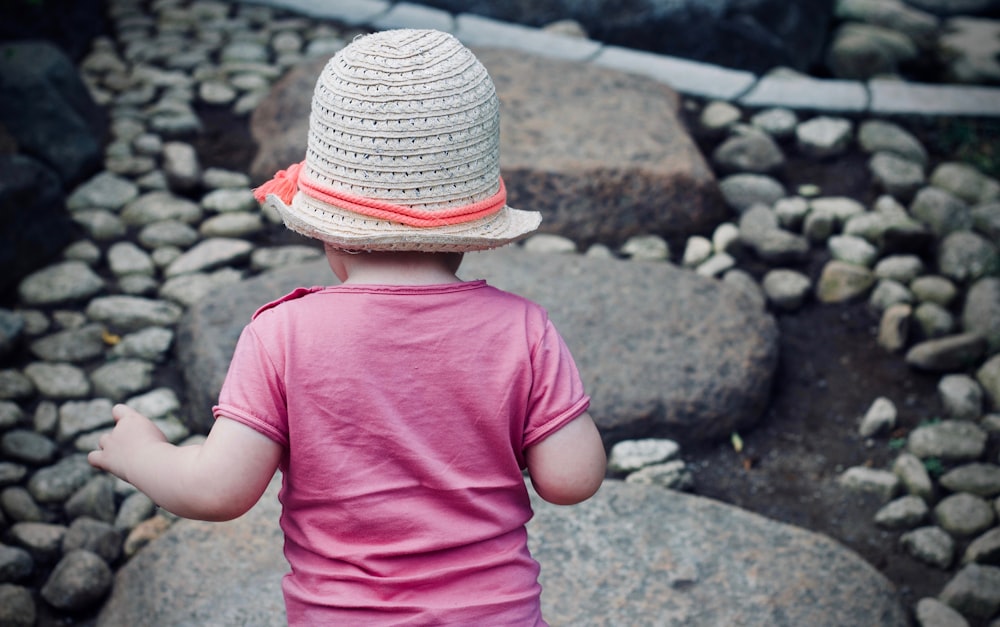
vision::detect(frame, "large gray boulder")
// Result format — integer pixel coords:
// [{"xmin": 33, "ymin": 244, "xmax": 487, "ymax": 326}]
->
[
  {"xmin": 177, "ymin": 249, "xmax": 778, "ymax": 443},
  {"xmin": 412, "ymin": 0, "xmax": 836, "ymax": 73},
  {"xmin": 96, "ymin": 479, "xmax": 908, "ymax": 626},
  {"xmin": 250, "ymin": 48, "xmax": 726, "ymax": 248},
  {"xmin": 0, "ymin": 41, "xmax": 105, "ymax": 186}
]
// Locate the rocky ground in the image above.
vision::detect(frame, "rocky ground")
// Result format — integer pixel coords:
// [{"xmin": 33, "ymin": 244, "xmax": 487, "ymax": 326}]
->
[{"xmin": 2, "ymin": 0, "xmax": 1000, "ymax": 626}]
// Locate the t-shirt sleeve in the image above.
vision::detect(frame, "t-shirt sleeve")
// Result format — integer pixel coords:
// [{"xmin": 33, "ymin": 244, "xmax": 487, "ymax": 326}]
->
[
  {"xmin": 213, "ymin": 323, "xmax": 289, "ymax": 447},
  {"xmin": 521, "ymin": 318, "xmax": 590, "ymax": 449}
]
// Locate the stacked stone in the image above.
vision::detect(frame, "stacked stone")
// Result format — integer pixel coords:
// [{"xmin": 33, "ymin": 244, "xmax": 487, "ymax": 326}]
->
[
  {"xmin": 826, "ymin": 0, "xmax": 1000, "ymax": 84},
  {"xmin": 0, "ymin": 0, "xmax": 343, "ymax": 623}
]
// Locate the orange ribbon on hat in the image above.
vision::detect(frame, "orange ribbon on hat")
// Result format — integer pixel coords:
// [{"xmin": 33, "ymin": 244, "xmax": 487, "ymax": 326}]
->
[{"xmin": 254, "ymin": 162, "xmax": 506, "ymax": 228}]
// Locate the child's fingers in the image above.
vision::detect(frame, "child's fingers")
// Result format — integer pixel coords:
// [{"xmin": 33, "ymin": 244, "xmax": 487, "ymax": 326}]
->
[{"xmin": 111, "ymin": 403, "xmax": 138, "ymax": 422}]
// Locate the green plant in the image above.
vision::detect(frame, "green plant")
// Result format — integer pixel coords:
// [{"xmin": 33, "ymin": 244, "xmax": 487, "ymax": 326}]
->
[
  {"xmin": 888, "ymin": 437, "xmax": 907, "ymax": 450},
  {"xmin": 923, "ymin": 457, "xmax": 945, "ymax": 478},
  {"xmin": 928, "ymin": 118, "xmax": 1000, "ymax": 179}
]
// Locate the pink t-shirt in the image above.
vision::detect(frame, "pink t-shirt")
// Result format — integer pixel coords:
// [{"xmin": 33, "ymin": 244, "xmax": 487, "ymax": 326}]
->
[{"xmin": 213, "ymin": 280, "xmax": 589, "ymax": 625}]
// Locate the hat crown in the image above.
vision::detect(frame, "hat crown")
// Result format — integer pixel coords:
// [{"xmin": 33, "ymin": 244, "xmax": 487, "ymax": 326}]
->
[{"xmin": 304, "ymin": 30, "xmax": 501, "ymax": 211}]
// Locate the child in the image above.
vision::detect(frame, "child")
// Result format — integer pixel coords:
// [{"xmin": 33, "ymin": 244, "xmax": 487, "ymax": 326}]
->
[{"xmin": 89, "ymin": 29, "xmax": 606, "ymax": 625}]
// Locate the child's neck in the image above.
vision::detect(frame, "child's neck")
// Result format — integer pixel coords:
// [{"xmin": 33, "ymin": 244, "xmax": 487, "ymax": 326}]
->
[{"xmin": 333, "ymin": 250, "xmax": 464, "ymax": 286}]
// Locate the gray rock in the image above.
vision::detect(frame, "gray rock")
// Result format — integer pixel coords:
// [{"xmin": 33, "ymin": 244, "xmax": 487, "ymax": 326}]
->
[
  {"xmin": 829, "ymin": 234, "xmax": 879, "ymax": 266},
  {"xmin": 910, "ymin": 187, "xmax": 972, "ymax": 237},
  {"xmin": 838, "ymin": 466, "xmax": 900, "ymax": 502},
  {"xmin": 718, "ymin": 173, "xmax": 786, "ymax": 212},
  {"xmin": 62, "ymin": 517, "xmax": 122, "ymax": 564},
  {"xmin": 907, "ymin": 420, "xmax": 988, "ymax": 461},
  {"xmin": 972, "ymin": 202, "xmax": 1000, "ymax": 241},
  {"xmin": 914, "ymin": 597, "xmax": 970, "ymax": 627},
  {"xmin": 935, "ymin": 493, "xmax": 996, "ymax": 537},
  {"xmin": 681, "ymin": 236, "xmax": 713, "ymax": 268},
  {"xmin": 939, "ymin": 564, "xmax": 1000, "ymax": 620},
  {"xmin": 878, "ymin": 304, "xmax": 912, "ymax": 353},
  {"xmin": 0, "ymin": 310, "xmax": 24, "ymax": 360},
  {"xmin": 250, "ymin": 246, "xmax": 323, "ymax": 272},
  {"xmin": 912, "ymin": 275, "xmax": 959, "ymax": 306},
  {"xmin": 0, "ymin": 430, "xmax": 57, "ymax": 466},
  {"xmin": 938, "ymin": 230, "xmax": 1000, "ymax": 284},
  {"xmin": 121, "ymin": 191, "xmax": 203, "ymax": 226},
  {"xmin": 110, "ymin": 327, "xmax": 174, "ymax": 362},
  {"xmin": 914, "ymin": 302, "xmax": 956, "ymax": 339},
  {"xmin": 96, "ymin": 479, "xmax": 908, "ymax": 626},
  {"xmin": 905, "ymin": 333, "xmax": 988, "ymax": 372},
  {"xmin": 978, "ymin": 354, "xmax": 1000, "ymax": 409},
  {"xmin": 858, "ymin": 119, "xmax": 929, "ymax": 167},
  {"xmin": 89, "ymin": 359, "xmax": 154, "ymax": 402},
  {"xmin": 72, "ymin": 209, "xmax": 128, "ymax": 241},
  {"xmin": 28, "ymin": 324, "xmax": 107, "ymax": 363},
  {"xmin": 200, "ymin": 188, "xmax": 258, "ymax": 213},
  {"xmin": 199, "ymin": 212, "xmax": 264, "ymax": 238},
  {"xmin": 761, "ymin": 269, "xmax": 812, "ymax": 311},
  {"xmin": 164, "ymin": 237, "xmax": 254, "ymax": 278},
  {"xmin": 162, "ymin": 142, "xmax": 202, "ymax": 192},
  {"xmin": 9, "ymin": 522, "xmax": 67, "ymax": 563},
  {"xmin": 940, "ymin": 464, "xmax": 1000, "ymax": 498},
  {"xmin": 137, "ymin": 220, "xmax": 200, "ymax": 249},
  {"xmin": 23, "ymin": 362, "xmax": 91, "ymax": 399},
  {"xmin": 108, "ymin": 242, "xmax": 155, "ymax": 277},
  {"xmin": 826, "ymin": 22, "xmax": 918, "ymax": 79},
  {"xmin": 870, "ymin": 279, "xmax": 915, "ymax": 312},
  {"xmin": 931, "ymin": 162, "xmax": 1000, "ymax": 206},
  {"xmin": 859, "ymin": 396, "xmax": 897, "ymax": 437},
  {"xmin": 202, "ymin": 168, "xmax": 251, "ymax": 190},
  {"xmin": 874, "ymin": 254, "xmax": 925, "ymax": 283},
  {"xmin": 0, "ymin": 584, "xmax": 35, "ymax": 627},
  {"xmin": 695, "ymin": 252, "xmax": 737, "ymax": 278},
  {"xmin": 85, "ymin": 296, "xmax": 183, "ymax": 333},
  {"xmin": 625, "ymin": 459, "xmax": 693, "ymax": 490},
  {"xmin": 177, "ymin": 251, "xmax": 779, "ymax": 443},
  {"xmin": 711, "ymin": 130, "xmax": 785, "ymax": 174},
  {"xmin": 0, "ymin": 544, "xmax": 34, "ymax": 582},
  {"xmin": 739, "ymin": 205, "xmax": 811, "ymax": 264},
  {"xmin": 26, "ymin": 455, "xmax": 95, "ymax": 505},
  {"xmin": 901, "ymin": 526, "xmax": 955, "ymax": 569},
  {"xmin": 869, "ymin": 151, "xmax": 926, "ymax": 201},
  {"xmin": 0, "ymin": 401, "xmax": 22, "ymax": 429},
  {"xmin": 620, "ymin": 234, "xmax": 669, "ymax": 261},
  {"xmin": 964, "ymin": 278, "xmax": 1000, "ymax": 353},
  {"xmin": 124, "ymin": 387, "xmax": 181, "ymax": 421},
  {"xmin": 523, "ymin": 234, "xmax": 577, "ymax": 254},
  {"xmin": 963, "ymin": 527, "xmax": 1000, "ymax": 566},
  {"xmin": 939, "ymin": 16, "xmax": 1000, "ymax": 85},
  {"xmin": 699, "ymin": 100, "xmax": 742, "ymax": 134},
  {"xmin": 67, "ymin": 172, "xmax": 138, "ymax": 211},
  {"xmin": 17, "ymin": 262, "xmax": 105, "ymax": 307},
  {"xmin": 893, "ymin": 452, "xmax": 935, "ymax": 501},
  {"xmin": 816, "ymin": 260, "xmax": 876, "ymax": 303},
  {"xmin": 158, "ymin": 268, "xmax": 245, "ymax": 308},
  {"xmin": 796, "ymin": 116, "xmax": 853, "ymax": 158},
  {"xmin": 58, "ymin": 399, "xmax": 114, "ymax": 444},
  {"xmin": 0, "ymin": 487, "xmax": 45, "ymax": 523},
  {"xmin": 938, "ymin": 374, "xmax": 984, "ymax": 421},
  {"xmin": 65, "ymin": 476, "xmax": 117, "ymax": 524},
  {"xmin": 607, "ymin": 438, "xmax": 680, "ymax": 472},
  {"xmin": 875, "ymin": 495, "xmax": 928, "ymax": 529},
  {"xmin": 0, "ymin": 463, "xmax": 27, "ymax": 488},
  {"xmin": 721, "ymin": 269, "xmax": 767, "ymax": 311},
  {"xmin": 749, "ymin": 107, "xmax": 798, "ymax": 138},
  {"xmin": 40, "ymin": 549, "xmax": 113, "ymax": 611},
  {"xmin": 113, "ymin": 492, "xmax": 156, "ymax": 533}
]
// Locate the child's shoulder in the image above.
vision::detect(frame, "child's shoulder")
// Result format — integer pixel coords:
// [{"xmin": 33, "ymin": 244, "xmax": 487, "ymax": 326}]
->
[{"xmin": 251, "ymin": 286, "xmax": 326, "ymax": 320}]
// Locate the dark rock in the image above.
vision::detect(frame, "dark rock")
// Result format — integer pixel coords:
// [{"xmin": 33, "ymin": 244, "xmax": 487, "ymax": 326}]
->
[
  {"xmin": 40, "ymin": 549, "xmax": 112, "ymax": 611},
  {"xmin": 0, "ymin": 0, "xmax": 107, "ymax": 62},
  {"xmin": 0, "ymin": 41, "xmax": 106, "ymax": 186},
  {"xmin": 414, "ymin": 0, "xmax": 836, "ymax": 73},
  {"xmin": 250, "ymin": 49, "xmax": 726, "ymax": 249},
  {"xmin": 0, "ymin": 155, "xmax": 79, "ymax": 299},
  {"xmin": 178, "ymin": 250, "xmax": 778, "ymax": 444},
  {"xmin": 97, "ymin": 479, "xmax": 908, "ymax": 626}
]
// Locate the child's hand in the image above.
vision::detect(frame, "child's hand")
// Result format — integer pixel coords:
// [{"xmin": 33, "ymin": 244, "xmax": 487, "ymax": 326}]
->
[{"xmin": 88, "ymin": 404, "xmax": 167, "ymax": 483}]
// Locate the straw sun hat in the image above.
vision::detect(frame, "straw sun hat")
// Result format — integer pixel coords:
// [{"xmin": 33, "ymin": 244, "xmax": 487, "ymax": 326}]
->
[{"xmin": 253, "ymin": 29, "xmax": 541, "ymax": 252}]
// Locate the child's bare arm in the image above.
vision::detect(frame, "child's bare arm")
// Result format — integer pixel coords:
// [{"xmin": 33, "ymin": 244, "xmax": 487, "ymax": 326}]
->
[
  {"xmin": 88, "ymin": 404, "xmax": 282, "ymax": 522},
  {"xmin": 525, "ymin": 412, "xmax": 606, "ymax": 506}
]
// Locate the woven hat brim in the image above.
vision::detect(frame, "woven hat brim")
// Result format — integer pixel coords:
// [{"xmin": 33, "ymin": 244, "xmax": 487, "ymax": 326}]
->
[{"xmin": 265, "ymin": 192, "xmax": 542, "ymax": 252}]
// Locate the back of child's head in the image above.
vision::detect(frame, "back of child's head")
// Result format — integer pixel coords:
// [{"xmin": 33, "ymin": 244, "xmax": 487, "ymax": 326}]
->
[{"xmin": 254, "ymin": 29, "xmax": 541, "ymax": 253}]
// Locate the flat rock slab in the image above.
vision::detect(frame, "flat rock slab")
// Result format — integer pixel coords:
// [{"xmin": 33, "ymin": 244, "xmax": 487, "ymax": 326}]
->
[
  {"xmin": 249, "ymin": 47, "xmax": 726, "ymax": 247},
  {"xmin": 176, "ymin": 248, "xmax": 779, "ymax": 443},
  {"xmin": 96, "ymin": 479, "xmax": 907, "ymax": 626}
]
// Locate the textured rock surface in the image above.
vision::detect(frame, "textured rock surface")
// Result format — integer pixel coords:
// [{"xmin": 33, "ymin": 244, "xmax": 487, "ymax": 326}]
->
[
  {"xmin": 177, "ymin": 250, "xmax": 779, "ymax": 443},
  {"xmin": 97, "ymin": 479, "xmax": 907, "ymax": 627}
]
